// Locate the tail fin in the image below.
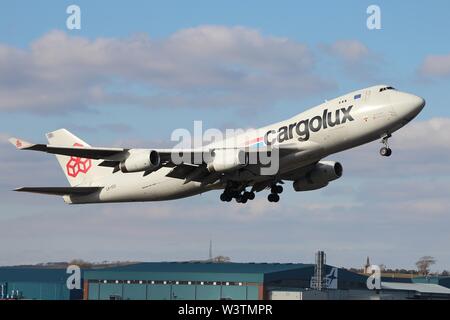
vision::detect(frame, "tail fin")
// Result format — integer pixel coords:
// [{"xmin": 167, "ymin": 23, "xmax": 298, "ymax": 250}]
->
[{"xmin": 46, "ymin": 129, "xmax": 111, "ymax": 186}]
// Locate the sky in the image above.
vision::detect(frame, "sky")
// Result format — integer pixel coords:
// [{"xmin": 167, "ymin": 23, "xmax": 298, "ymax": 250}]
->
[{"xmin": 0, "ymin": 1, "xmax": 450, "ymax": 271}]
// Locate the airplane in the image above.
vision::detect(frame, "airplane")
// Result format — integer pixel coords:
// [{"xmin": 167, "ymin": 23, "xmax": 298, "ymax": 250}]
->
[{"xmin": 9, "ymin": 85, "xmax": 425, "ymax": 204}]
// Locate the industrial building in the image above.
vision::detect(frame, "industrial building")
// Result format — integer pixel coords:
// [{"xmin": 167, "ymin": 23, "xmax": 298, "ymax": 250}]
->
[
  {"xmin": 0, "ymin": 267, "xmax": 82, "ymax": 300},
  {"xmin": 2, "ymin": 258, "xmax": 450, "ymax": 300},
  {"xmin": 83, "ymin": 262, "xmax": 367, "ymax": 300}
]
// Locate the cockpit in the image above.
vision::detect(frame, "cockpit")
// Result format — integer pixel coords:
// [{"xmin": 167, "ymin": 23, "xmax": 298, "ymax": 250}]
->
[{"xmin": 379, "ymin": 86, "xmax": 396, "ymax": 92}]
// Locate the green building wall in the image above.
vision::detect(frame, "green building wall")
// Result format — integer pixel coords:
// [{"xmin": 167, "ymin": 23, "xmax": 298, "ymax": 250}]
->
[
  {"xmin": 86, "ymin": 281, "xmax": 260, "ymax": 300},
  {"xmin": 6, "ymin": 281, "xmax": 70, "ymax": 300},
  {"xmin": 0, "ymin": 267, "xmax": 80, "ymax": 300}
]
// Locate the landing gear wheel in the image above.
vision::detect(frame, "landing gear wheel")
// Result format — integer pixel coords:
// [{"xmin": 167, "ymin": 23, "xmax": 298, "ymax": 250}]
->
[
  {"xmin": 276, "ymin": 185, "xmax": 283, "ymax": 194},
  {"xmin": 271, "ymin": 185, "xmax": 283, "ymax": 194},
  {"xmin": 268, "ymin": 193, "xmax": 280, "ymax": 203},
  {"xmin": 386, "ymin": 148, "xmax": 392, "ymax": 156},
  {"xmin": 220, "ymin": 193, "xmax": 232, "ymax": 202},
  {"xmin": 380, "ymin": 147, "xmax": 392, "ymax": 157},
  {"xmin": 380, "ymin": 134, "xmax": 392, "ymax": 157},
  {"xmin": 269, "ymin": 183, "xmax": 283, "ymax": 202},
  {"xmin": 243, "ymin": 192, "xmax": 253, "ymax": 201}
]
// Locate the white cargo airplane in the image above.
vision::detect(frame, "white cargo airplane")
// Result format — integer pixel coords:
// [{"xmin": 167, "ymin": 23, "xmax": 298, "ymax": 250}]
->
[{"xmin": 10, "ymin": 85, "xmax": 424, "ymax": 204}]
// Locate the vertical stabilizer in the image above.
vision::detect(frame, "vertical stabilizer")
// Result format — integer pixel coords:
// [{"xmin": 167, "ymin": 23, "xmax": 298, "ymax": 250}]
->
[{"xmin": 46, "ymin": 129, "xmax": 111, "ymax": 186}]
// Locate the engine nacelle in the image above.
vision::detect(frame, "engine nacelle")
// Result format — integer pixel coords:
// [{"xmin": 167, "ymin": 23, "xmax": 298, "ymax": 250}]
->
[
  {"xmin": 207, "ymin": 149, "xmax": 247, "ymax": 173},
  {"xmin": 120, "ymin": 150, "xmax": 160, "ymax": 173},
  {"xmin": 293, "ymin": 161, "xmax": 343, "ymax": 191}
]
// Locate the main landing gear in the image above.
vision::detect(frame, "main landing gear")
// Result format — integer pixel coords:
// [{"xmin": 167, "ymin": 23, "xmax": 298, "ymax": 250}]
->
[
  {"xmin": 380, "ymin": 134, "xmax": 392, "ymax": 157},
  {"xmin": 268, "ymin": 184, "xmax": 283, "ymax": 203},
  {"xmin": 220, "ymin": 182, "xmax": 284, "ymax": 204},
  {"xmin": 236, "ymin": 191, "xmax": 255, "ymax": 204},
  {"xmin": 220, "ymin": 187, "xmax": 255, "ymax": 204}
]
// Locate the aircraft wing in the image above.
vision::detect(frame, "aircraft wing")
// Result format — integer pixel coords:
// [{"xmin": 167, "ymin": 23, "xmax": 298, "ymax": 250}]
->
[
  {"xmin": 9, "ymin": 136, "xmax": 315, "ymax": 187},
  {"xmin": 9, "ymin": 137, "xmax": 210, "ymax": 163},
  {"xmin": 9, "ymin": 137, "xmax": 307, "ymax": 163}
]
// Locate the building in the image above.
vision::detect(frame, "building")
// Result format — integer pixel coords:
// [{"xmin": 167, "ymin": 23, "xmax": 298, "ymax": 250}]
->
[
  {"xmin": 84, "ymin": 262, "xmax": 309, "ymax": 300},
  {"xmin": 2, "ymin": 260, "xmax": 450, "ymax": 300},
  {"xmin": 380, "ymin": 281, "xmax": 450, "ymax": 300},
  {"xmin": 83, "ymin": 262, "xmax": 372, "ymax": 300},
  {"xmin": 0, "ymin": 267, "xmax": 82, "ymax": 300}
]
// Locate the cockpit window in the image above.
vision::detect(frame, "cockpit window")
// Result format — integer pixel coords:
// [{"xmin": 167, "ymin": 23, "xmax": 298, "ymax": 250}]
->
[{"xmin": 379, "ymin": 86, "xmax": 395, "ymax": 92}]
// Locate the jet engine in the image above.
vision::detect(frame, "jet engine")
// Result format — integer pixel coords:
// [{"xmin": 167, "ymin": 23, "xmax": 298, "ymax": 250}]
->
[
  {"xmin": 293, "ymin": 161, "xmax": 343, "ymax": 191},
  {"xmin": 119, "ymin": 150, "xmax": 161, "ymax": 173},
  {"xmin": 207, "ymin": 149, "xmax": 248, "ymax": 173}
]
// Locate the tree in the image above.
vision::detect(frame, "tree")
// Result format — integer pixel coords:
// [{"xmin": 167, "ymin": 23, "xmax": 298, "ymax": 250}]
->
[
  {"xmin": 415, "ymin": 256, "xmax": 436, "ymax": 275},
  {"xmin": 212, "ymin": 256, "xmax": 231, "ymax": 263}
]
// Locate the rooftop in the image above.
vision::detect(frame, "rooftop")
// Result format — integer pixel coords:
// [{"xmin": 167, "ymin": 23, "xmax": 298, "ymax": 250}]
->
[
  {"xmin": 381, "ymin": 282, "xmax": 450, "ymax": 295},
  {"xmin": 93, "ymin": 262, "xmax": 313, "ymax": 274}
]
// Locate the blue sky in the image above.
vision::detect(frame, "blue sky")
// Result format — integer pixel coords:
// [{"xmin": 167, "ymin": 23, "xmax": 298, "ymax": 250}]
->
[
  {"xmin": 0, "ymin": 1, "xmax": 450, "ymax": 271},
  {"xmin": 1, "ymin": 0, "xmax": 449, "ymax": 139}
]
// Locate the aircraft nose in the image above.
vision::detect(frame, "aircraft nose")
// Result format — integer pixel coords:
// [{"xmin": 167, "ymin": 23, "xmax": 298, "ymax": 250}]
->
[
  {"xmin": 411, "ymin": 95, "xmax": 426, "ymax": 114},
  {"xmin": 396, "ymin": 93, "xmax": 425, "ymax": 121}
]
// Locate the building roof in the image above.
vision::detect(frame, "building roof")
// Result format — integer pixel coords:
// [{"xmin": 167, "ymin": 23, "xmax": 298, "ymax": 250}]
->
[
  {"xmin": 381, "ymin": 282, "xmax": 450, "ymax": 295},
  {"xmin": 93, "ymin": 262, "xmax": 312, "ymax": 273},
  {"xmin": 412, "ymin": 275, "xmax": 450, "ymax": 288},
  {"xmin": 84, "ymin": 262, "xmax": 314, "ymax": 283},
  {"xmin": 0, "ymin": 267, "xmax": 69, "ymax": 283}
]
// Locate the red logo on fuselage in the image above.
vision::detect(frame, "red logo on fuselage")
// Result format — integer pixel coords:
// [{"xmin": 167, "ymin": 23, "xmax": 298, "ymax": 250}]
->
[
  {"xmin": 66, "ymin": 143, "xmax": 92, "ymax": 178},
  {"xmin": 16, "ymin": 140, "xmax": 22, "ymax": 148}
]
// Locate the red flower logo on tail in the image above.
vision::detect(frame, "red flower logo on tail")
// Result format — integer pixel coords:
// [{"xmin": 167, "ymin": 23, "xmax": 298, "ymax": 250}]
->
[{"xmin": 66, "ymin": 143, "xmax": 92, "ymax": 178}]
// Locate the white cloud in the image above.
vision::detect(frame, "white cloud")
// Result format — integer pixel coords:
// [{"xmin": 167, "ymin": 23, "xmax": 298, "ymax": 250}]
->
[
  {"xmin": 395, "ymin": 117, "xmax": 450, "ymax": 150},
  {"xmin": 332, "ymin": 117, "xmax": 450, "ymax": 179},
  {"xmin": 320, "ymin": 40, "xmax": 380, "ymax": 81},
  {"xmin": 325, "ymin": 40, "xmax": 370, "ymax": 62},
  {"xmin": 419, "ymin": 54, "xmax": 450, "ymax": 78},
  {"xmin": 0, "ymin": 27, "xmax": 334, "ymax": 113},
  {"xmin": 0, "ymin": 133, "xmax": 10, "ymax": 144}
]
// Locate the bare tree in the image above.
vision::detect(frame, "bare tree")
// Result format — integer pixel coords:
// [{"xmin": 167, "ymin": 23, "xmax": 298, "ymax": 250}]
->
[
  {"xmin": 415, "ymin": 256, "xmax": 436, "ymax": 275},
  {"xmin": 212, "ymin": 256, "xmax": 231, "ymax": 263}
]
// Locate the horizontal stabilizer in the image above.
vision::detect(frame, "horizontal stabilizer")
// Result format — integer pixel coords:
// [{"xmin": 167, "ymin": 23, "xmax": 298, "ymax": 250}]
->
[
  {"xmin": 14, "ymin": 187, "xmax": 102, "ymax": 196},
  {"xmin": 8, "ymin": 137, "xmax": 34, "ymax": 150}
]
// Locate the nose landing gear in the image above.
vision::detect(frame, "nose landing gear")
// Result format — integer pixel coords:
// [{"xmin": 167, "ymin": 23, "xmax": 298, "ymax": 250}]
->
[{"xmin": 380, "ymin": 134, "xmax": 392, "ymax": 157}]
